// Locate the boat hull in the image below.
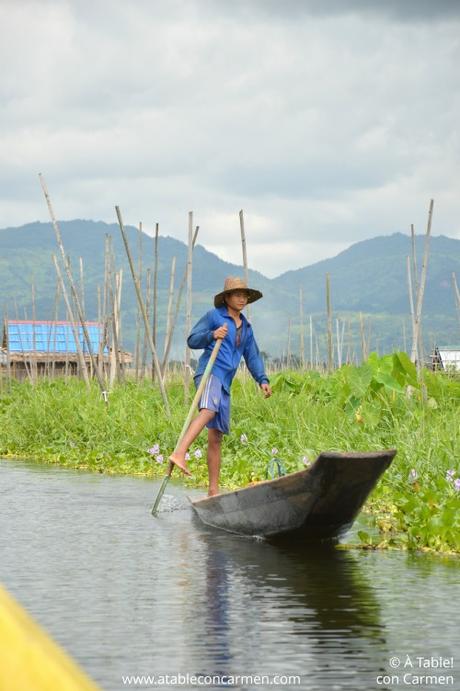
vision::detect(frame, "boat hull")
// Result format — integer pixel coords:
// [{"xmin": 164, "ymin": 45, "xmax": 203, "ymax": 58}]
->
[{"xmin": 191, "ymin": 450, "xmax": 396, "ymax": 540}]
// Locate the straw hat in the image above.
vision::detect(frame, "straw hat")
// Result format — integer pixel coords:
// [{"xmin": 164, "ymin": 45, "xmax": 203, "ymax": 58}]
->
[{"xmin": 214, "ymin": 276, "xmax": 263, "ymax": 308}]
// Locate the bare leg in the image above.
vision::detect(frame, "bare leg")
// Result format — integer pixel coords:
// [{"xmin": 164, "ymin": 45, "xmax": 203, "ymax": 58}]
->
[
  {"xmin": 169, "ymin": 408, "xmax": 215, "ymax": 475},
  {"xmin": 207, "ymin": 428, "xmax": 223, "ymax": 496}
]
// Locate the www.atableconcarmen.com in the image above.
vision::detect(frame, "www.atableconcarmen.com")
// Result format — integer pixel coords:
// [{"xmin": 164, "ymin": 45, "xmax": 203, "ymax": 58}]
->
[
  {"xmin": 376, "ymin": 655, "xmax": 456, "ymax": 687},
  {"xmin": 121, "ymin": 672, "xmax": 302, "ymax": 687}
]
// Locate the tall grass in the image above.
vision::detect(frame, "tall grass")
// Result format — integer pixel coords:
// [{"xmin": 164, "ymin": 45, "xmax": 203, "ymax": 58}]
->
[{"xmin": 0, "ymin": 356, "xmax": 459, "ymax": 552}]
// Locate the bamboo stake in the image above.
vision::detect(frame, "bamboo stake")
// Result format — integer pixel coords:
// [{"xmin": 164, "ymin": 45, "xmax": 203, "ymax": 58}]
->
[
  {"xmin": 410, "ymin": 224, "xmax": 419, "ymax": 300},
  {"xmin": 326, "ymin": 273, "xmax": 333, "ymax": 372},
  {"xmin": 142, "ymin": 268, "xmax": 151, "ymax": 378},
  {"xmin": 184, "ymin": 212, "xmax": 193, "ymax": 398},
  {"xmin": 115, "ymin": 206, "xmax": 170, "ymax": 416},
  {"xmin": 239, "ymin": 209, "xmax": 250, "ymax": 322},
  {"xmin": 163, "ymin": 256, "xmax": 176, "ymax": 370},
  {"xmin": 52, "ymin": 256, "xmax": 90, "ymax": 387},
  {"xmin": 79, "ymin": 257, "xmax": 85, "ymax": 317},
  {"xmin": 411, "ymin": 199, "xmax": 434, "ymax": 372},
  {"xmin": 39, "ymin": 174, "xmax": 105, "ymax": 395},
  {"xmin": 134, "ymin": 222, "xmax": 143, "ymax": 382},
  {"xmin": 299, "ymin": 288, "xmax": 305, "ymax": 368},
  {"xmin": 309, "ymin": 315, "xmax": 313, "ymax": 369},
  {"xmin": 152, "ymin": 222, "xmax": 159, "ymax": 361},
  {"xmin": 161, "ymin": 226, "xmax": 199, "ymax": 377},
  {"xmin": 406, "ymin": 255, "xmax": 417, "ymax": 359}
]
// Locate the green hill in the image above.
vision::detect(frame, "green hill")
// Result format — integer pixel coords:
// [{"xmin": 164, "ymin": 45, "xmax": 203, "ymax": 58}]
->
[{"xmin": 0, "ymin": 221, "xmax": 459, "ymax": 360}]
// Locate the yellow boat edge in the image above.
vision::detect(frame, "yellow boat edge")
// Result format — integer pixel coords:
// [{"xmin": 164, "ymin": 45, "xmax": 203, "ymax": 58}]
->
[{"xmin": 0, "ymin": 583, "xmax": 100, "ymax": 691}]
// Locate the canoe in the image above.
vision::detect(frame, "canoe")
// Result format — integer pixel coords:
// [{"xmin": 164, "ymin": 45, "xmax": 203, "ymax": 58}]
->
[{"xmin": 191, "ymin": 449, "xmax": 396, "ymax": 541}]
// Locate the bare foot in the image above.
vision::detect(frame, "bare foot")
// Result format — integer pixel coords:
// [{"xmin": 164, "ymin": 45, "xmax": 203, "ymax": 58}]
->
[
  {"xmin": 169, "ymin": 453, "xmax": 192, "ymax": 477},
  {"xmin": 207, "ymin": 489, "xmax": 219, "ymax": 497}
]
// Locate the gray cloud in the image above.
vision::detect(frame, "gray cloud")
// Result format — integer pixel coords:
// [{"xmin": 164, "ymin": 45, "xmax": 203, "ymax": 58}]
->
[{"xmin": 0, "ymin": 0, "xmax": 459, "ymax": 276}]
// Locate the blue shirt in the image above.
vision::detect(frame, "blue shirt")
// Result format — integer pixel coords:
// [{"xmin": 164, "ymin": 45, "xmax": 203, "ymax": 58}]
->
[{"xmin": 187, "ymin": 305, "xmax": 269, "ymax": 393}]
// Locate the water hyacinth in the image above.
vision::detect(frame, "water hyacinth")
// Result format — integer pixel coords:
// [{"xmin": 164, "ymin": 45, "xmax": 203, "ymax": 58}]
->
[
  {"xmin": 271, "ymin": 447, "xmax": 279, "ymax": 456},
  {"xmin": 148, "ymin": 443, "xmax": 160, "ymax": 456},
  {"xmin": 302, "ymin": 456, "xmax": 311, "ymax": 466},
  {"xmin": 408, "ymin": 468, "xmax": 418, "ymax": 483},
  {"xmin": 240, "ymin": 433, "xmax": 248, "ymax": 445},
  {"xmin": 185, "ymin": 452, "xmax": 191, "ymax": 461},
  {"xmin": 194, "ymin": 449, "xmax": 203, "ymax": 459},
  {"xmin": 446, "ymin": 469, "xmax": 456, "ymax": 482},
  {"xmin": 155, "ymin": 454, "xmax": 164, "ymax": 464},
  {"xmin": 454, "ymin": 478, "xmax": 460, "ymax": 492}
]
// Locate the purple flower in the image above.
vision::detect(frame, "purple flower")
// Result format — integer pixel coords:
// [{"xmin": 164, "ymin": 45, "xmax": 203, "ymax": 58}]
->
[
  {"xmin": 240, "ymin": 433, "xmax": 248, "ymax": 445},
  {"xmin": 155, "ymin": 454, "xmax": 164, "ymax": 464},
  {"xmin": 408, "ymin": 468, "xmax": 418, "ymax": 483},
  {"xmin": 194, "ymin": 449, "xmax": 203, "ymax": 459},
  {"xmin": 148, "ymin": 443, "xmax": 160, "ymax": 456},
  {"xmin": 271, "ymin": 447, "xmax": 279, "ymax": 456},
  {"xmin": 446, "ymin": 469, "xmax": 456, "ymax": 482},
  {"xmin": 454, "ymin": 478, "xmax": 460, "ymax": 492},
  {"xmin": 185, "ymin": 452, "xmax": 191, "ymax": 461},
  {"xmin": 302, "ymin": 456, "xmax": 311, "ymax": 466}
]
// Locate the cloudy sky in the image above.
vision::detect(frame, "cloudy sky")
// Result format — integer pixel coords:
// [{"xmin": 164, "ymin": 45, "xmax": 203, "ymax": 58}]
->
[{"xmin": 1, "ymin": 0, "xmax": 459, "ymax": 276}]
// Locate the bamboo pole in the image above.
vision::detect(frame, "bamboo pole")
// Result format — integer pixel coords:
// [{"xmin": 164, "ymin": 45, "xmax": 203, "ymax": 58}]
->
[
  {"xmin": 411, "ymin": 199, "xmax": 434, "ymax": 371},
  {"xmin": 326, "ymin": 273, "xmax": 333, "ymax": 372},
  {"xmin": 184, "ymin": 212, "xmax": 193, "ymax": 398},
  {"xmin": 115, "ymin": 206, "xmax": 170, "ymax": 416},
  {"xmin": 151, "ymin": 337, "xmax": 224, "ymax": 517},
  {"xmin": 39, "ymin": 174, "xmax": 106, "ymax": 395},
  {"xmin": 141, "ymin": 268, "xmax": 151, "ymax": 378},
  {"xmin": 406, "ymin": 255, "xmax": 417, "ymax": 360},
  {"xmin": 134, "ymin": 222, "xmax": 143, "ymax": 382},
  {"xmin": 239, "ymin": 209, "xmax": 250, "ymax": 322},
  {"xmin": 52, "ymin": 256, "xmax": 90, "ymax": 387},
  {"xmin": 79, "ymin": 257, "xmax": 85, "ymax": 317},
  {"xmin": 152, "ymin": 222, "xmax": 159, "ymax": 372},
  {"xmin": 410, "ymin": 224, "xmax": 419, "ymax": 300},
  {"xmin": 299, "ymin": 288, "xmax": 305, "ymax": 368},
  {"xmin": 309, "ymin": 315, "xmax": 313, "ymax": 369},
  {"xmin": 163, "ymin": 256, "xmax": 176, "ymax": 372},
  {"xmin": 161, "ymin": 226, "xmax": 199, "ymax": 377}
]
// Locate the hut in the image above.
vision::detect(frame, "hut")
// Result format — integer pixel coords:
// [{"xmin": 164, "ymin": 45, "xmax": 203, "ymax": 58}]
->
[
  {"xmin": 431, "ymin": 345, "xmax": 460, "ymax": 372},
  {"xmin": 1, "ymin": 320, "xmax": 132, "ymax": 379}
]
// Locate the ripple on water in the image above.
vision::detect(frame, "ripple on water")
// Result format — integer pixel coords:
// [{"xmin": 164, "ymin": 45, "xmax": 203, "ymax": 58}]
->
[{"xmin": 0, "ymin": 458, "xmax": 459, "ymax": 691}]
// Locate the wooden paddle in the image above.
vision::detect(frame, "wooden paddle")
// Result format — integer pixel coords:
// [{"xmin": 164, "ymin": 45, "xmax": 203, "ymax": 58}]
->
[{"xmin": 151, "ymin": 337, "xmax": 223, "ymax": 516}]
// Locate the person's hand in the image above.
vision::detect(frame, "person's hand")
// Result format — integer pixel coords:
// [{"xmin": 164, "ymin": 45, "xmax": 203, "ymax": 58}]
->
[
  {"xmin": 260, "ymin": 383, "xmax": 272, "ymax": 398},
  {"xmin": 213, "ymin": 324, "xmax": 228, "ymax": 340}
]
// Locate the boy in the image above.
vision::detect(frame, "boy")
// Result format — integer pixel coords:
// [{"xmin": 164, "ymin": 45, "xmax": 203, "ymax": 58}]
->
[{"xmin": 169, "ymin": 276, "xmax": 272, "ymax": 495}]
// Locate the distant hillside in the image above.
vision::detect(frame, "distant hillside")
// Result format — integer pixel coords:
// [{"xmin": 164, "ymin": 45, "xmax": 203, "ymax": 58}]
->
[
  {"xmin": 0, "ymin": 221, "xmax": 459, "ymax": 358},
  {"xmin": 274, "ymin": 233, "xmax": 460, "ymax": 314}
]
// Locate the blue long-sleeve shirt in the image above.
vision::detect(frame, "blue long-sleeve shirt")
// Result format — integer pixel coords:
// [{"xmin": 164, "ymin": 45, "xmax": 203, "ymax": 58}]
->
[{"xmin": 187, "ymin": 305, "xmax": 269, "ymax": 393}]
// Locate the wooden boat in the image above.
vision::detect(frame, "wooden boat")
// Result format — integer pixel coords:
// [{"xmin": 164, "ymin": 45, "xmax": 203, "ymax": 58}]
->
[{"xmin": 191, "ymin": 449, "xmax": 396, "ymax": 541}]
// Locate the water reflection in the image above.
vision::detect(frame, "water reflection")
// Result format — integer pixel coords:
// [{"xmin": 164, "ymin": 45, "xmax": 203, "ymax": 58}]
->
[
  {"xmin": 181, "ymin": 520, "xmax": 388, "ymax": 688},
  {"xmin": 1, "ymin": 460, "xmax": 458, "ymax": 691}
]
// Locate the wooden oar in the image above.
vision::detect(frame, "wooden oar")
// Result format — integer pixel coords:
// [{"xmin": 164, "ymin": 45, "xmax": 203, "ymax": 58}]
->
[{"xmin": 151, "ymin": 337, "xmax": 223, "ymax": 516}]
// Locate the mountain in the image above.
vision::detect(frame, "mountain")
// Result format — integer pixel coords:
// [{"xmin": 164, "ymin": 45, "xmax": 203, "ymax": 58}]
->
[{"xmin": 0, "ymin": 221, "xmax": 459, "ymax": 359}]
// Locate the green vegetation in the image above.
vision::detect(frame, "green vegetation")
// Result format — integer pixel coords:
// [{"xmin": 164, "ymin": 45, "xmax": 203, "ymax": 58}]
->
[{"xmin": 0, "ymin": 353, "xmax": 459, "ymax": 554}]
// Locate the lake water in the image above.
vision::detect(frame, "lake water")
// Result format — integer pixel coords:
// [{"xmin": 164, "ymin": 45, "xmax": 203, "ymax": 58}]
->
[{"xmin": 0, "ymin": 459, "xmax": 459, "ymax": 691}]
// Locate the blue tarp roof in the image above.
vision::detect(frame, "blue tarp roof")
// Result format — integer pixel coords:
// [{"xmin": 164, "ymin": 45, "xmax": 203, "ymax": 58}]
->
[{"xmin": 4, "ymin": 321, "xmax": 106, "ymax": 354}]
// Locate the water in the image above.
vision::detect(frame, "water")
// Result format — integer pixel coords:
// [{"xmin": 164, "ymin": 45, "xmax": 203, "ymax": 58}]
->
[{"xmin": 0, "ymin": 459, "xmax": 459, "ymax": 691}]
